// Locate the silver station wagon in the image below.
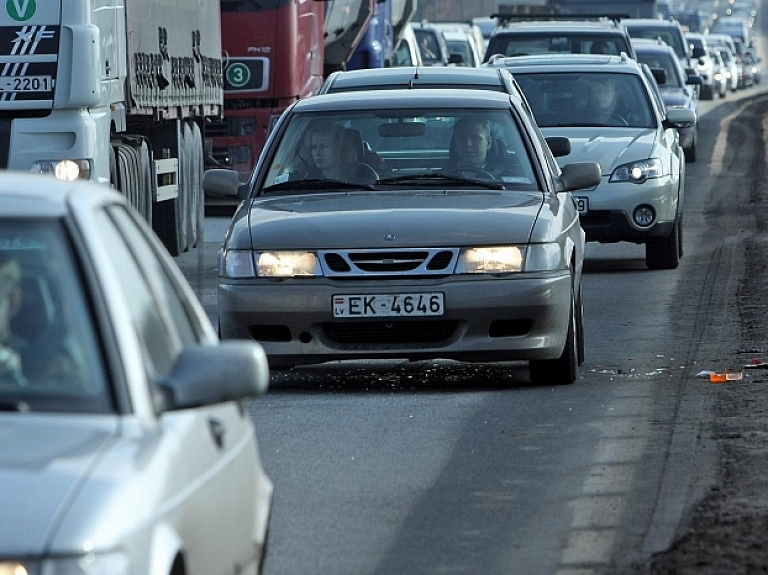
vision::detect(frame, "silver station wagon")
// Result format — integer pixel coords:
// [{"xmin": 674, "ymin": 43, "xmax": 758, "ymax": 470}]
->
[{"xmin": 204, "ymin": 89, "xmax": 601, "ymax": 384}]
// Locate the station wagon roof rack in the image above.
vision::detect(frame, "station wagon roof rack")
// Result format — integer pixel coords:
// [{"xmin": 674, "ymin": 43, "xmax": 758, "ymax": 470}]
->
[{"xmin": 491, "ymin": 12, "xmax": 631, "ymax": 26}]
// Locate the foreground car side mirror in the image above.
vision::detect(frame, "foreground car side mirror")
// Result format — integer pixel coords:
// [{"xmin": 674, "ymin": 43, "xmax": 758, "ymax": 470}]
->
[
  {"xmin": 202, "ymin": 168, "xmax": 249, "ymax": 200},
  {"xmin": 556, "ymin": 162, "xmax": 601, "ymax": 193},
  {"xmin": 664, "ymin": 106, "xmax": 697, "ymax": 129},
  {"xmin": 157, "ymin": 341, "xmax": 270, "ymax": 411}
]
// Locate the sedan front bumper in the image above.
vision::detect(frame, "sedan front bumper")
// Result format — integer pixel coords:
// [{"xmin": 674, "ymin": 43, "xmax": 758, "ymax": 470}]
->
[{"xmin": 219, "ymin": 272, "xmax": 573, "ymax": 368}]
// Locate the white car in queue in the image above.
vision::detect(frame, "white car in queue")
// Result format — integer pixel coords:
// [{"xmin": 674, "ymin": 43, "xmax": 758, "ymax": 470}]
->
[
  {"xmin": 486, "ymin": 53, "xmax": 696, "ymax": 270},
  {"xmin": 203, "ymin": 89, "xmax": 602, "ymax": 385},
  {"xmin": 0, "ymin": 175, "xmax": 272, "ymax": 575}
]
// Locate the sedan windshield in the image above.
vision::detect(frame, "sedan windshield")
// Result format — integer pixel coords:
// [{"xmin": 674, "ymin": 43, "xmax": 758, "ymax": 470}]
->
[
  {"xmin": 514, "ymin": 72, "xmax": 657, "ymax": 128},
  {"xmin": 261, "ymin": 108, "xmax": 539, "ymax": 193},
  {"xmin": 0, "ymin": 220, "xmax": 111, "ymax": 413}
]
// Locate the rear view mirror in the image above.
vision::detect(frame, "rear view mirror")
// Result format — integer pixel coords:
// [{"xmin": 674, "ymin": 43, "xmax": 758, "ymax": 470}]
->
[{"xmin": 378, "ymin": 122, "xmax": 427, "ymax": 137}]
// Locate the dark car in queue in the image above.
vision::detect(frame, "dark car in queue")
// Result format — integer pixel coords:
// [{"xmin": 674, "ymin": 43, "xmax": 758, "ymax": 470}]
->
[
  {"xmin": 203, "ymin": 89, "xmax": 601, "ymax": 384},
  {"xmin": 0, "ymin": 175, "xmax": 272, "ymax": 575},
  {"xmin": 632, "ymin": 37, "xmax": 701, "ymax": 162}
]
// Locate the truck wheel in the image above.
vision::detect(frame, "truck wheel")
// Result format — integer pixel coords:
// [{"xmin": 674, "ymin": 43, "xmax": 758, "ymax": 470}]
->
[
  {"xmin": 176, "ymin": 125, "xmax": 190, "ymax": 254},
  {"xmin": 191, "ymin": 122, "xmax": 204, "ymax": 248}
]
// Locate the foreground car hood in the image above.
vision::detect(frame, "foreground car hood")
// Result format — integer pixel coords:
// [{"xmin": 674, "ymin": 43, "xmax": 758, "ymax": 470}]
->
[
  {"xmin": 243, "ymin": 190, "xmax": 544, "ymax": 248},
  {"xmin": 542, "ymin": 128, "xmax": 657, "ymax": 175},
  {"xmin": 0, "ymin": 416, "xmax": 118, "ymax": 554}
]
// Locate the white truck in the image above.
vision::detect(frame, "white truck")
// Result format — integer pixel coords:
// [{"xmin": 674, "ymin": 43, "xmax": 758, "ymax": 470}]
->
[{"xmin": 0, "ymin": 0, "xmax": 222, "ymax": 255}]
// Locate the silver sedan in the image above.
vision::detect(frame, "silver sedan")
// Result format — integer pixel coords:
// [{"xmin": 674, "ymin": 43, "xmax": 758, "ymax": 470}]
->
[
  {"xmin": 205, "ymin": 89, "xmax": 601, "ymax": 384},
  {"xmin": 0, "ymin": 175, "xmax": 272, "ymax": 575}
]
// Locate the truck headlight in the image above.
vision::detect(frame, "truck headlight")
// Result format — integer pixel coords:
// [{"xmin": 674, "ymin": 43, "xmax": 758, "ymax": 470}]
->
[{"xmin": 31, "ymin": 159, "xmax": 91, "ymax": 181}]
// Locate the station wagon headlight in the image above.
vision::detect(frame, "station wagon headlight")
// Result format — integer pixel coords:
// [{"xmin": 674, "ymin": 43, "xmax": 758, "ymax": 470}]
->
[
  {"xmin": 609, "ymin": 158, "xmax": 663, "ymax": 184},
  {"xmin": 256, "ymin": 251, "xmax": 318, "ymax": 277},
  {"xmin": 458, "ymin": 244, "xmax": 563, "ymax": 274}
]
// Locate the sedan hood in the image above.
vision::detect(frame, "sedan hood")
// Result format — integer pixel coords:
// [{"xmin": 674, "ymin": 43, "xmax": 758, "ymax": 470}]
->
[
  {"xmin": 660, "ymin": 88, "xmax": 693, "ymax": 108},
  {"xmin": 0, "ymin": 416, "xmax": 118, "ymax": 554},
  {"xmin": 542, "ymin": 127, "xmax": 658, "ymax": 175},
  {"xmin": 242, "ymin": 190, "xmax": 545, "ymax": 249}
]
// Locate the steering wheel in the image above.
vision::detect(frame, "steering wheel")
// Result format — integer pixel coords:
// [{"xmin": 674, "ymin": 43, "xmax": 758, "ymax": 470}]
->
[{"xmin": 446, "ymin": 166, "xmax": 497, "ymax": 180}]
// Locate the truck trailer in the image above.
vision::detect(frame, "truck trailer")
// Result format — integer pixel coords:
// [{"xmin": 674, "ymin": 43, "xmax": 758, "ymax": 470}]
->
[{"xmin": 0, "ymin": 0, "xmax": 222, "ymax": 256}]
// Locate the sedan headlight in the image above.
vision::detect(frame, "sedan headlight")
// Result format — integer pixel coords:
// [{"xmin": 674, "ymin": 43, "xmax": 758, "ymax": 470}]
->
[
  {"xmin": 458, "ymin": 244, "xmax": 563, "ymax": 274},
  {"xmin": 256, "ymin": 251, "xmax": 318, "ymax": 277},
  {"xmin": 609, "ymin": 158, "xmax": 663, "ymax": 184}
]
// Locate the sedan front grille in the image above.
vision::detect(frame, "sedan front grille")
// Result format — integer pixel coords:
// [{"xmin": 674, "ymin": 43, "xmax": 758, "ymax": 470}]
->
[{"xmin": 320, "ymin": 248, "xmax": 458, "ymax": 277}]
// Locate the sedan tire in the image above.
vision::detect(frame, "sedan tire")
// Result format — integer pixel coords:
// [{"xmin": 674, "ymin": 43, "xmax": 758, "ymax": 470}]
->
[
  {"xmin": 529, "ymin": 284, "xmax": 578, "ymax": 385},
  {"xmin": 646, "ymin": 218, "xmax": 680, "ymax": 270}
]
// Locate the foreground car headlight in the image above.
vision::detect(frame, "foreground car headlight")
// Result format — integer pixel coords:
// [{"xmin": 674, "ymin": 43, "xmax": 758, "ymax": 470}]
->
[
  {"xmin": 0, "ymin": 552, "xmax": 129, "ymax": 575},
  {"xmin": 256, "ymin": 251, "xmax": 318, "ymax": 277},
  {"xmin": 458, "ymin": 244, "xmax": 563, "ymax": 274},
  {"xmin": 609, "ymin": 158, "xmax": 663, "ymax": 184},
  {"xmin": 31, "ymin": 159, "xmax": 91, "ymax": 181}
]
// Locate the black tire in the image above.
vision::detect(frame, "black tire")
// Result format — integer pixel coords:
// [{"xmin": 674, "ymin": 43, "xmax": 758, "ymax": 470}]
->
[
  {"xmin": 677, "ymin": 213, "xmax": 684, "ymax": 258},
  {"xmin": 646, "ymin": 218, "xmax": 680, "ymax": 270},
  {"xmin": 576, "ymin": 281, "xmax": 585, "ymax": 365},
  {"xmin": 529, "ymin": 284, "xmax": 578, "ymax": 385}
]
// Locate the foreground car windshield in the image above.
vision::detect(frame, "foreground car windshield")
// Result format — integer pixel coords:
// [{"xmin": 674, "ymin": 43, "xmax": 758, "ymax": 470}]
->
[
  {"xmin": 0, "ymin": 220, "xmax": 110, "ymax": 413},
  {"xmin": 261, "ymin": 108, "xmax": 540, "ymax": 192},
  {"xmin": 514, "ymin": 72, "xmax": 657, "ymax": 129}
]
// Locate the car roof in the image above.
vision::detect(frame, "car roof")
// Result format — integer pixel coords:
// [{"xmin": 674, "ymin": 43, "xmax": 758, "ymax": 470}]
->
[
  {"xmin": 294, "ymin": 89, "xmax": 518, "ymax": 113},
  {"xmin": 485, "ymin": 52, "xmax": 643, "ymax": 74},
  {"xmin": 319, "ymin": 66, "xmax": 517, "ymax": 95},
  {"xmin": 0, "ymin": 173, "xmax": 119, "ymax": 217},
  {"xmin": 623, "ymin": 18, "xmax": 684, "ymax": 27},
  {"xmin": 631, "ymin": 38, "xmax": 677, "ymax": 55},
  {"xmin": 493, "ymin": 19, "xmax": 626, "ymax": 31}
]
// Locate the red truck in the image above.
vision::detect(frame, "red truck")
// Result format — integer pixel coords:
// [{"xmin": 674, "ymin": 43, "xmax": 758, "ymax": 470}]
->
[{"xmin": 208, "ymin": 0, "xmax": 374, "ymax": 185}]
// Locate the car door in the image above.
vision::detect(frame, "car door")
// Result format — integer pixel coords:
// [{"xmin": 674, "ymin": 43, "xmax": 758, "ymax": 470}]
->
[{"xmin": 93, "ymin": 204, "xmax": 263, "ymax": 575}]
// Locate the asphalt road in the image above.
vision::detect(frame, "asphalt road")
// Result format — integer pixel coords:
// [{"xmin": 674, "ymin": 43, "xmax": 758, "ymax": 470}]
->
[{"xmin": 176, "ymin": 74, "xmax": 768, "ymax": 575}]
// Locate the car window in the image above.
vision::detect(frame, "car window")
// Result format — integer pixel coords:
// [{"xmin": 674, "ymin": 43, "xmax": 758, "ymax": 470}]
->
[
  {"xmin": 94, "ymin": 208, "xmax": 181, "ymax": 379},
  {"xmin": 625, "ymin": 25, "xmax": 686, "ymax": 59},
  {"xmin": 0, "ymin": 219, "xmax": 112, "ymax": 413},
  {"xmin": 515, "ymin": 72, "xmax": 656, "ymax": 129},
  {"xmin": 636, "ymin": 52, "xmax": 684, "ymax": 87},
  {"xmin": 106, "ymin": 206, "xmax": 200, "ymax": 347},
  {"xmin": 262, "ymin": 107, "xmax": 540, "ymax": 190}
]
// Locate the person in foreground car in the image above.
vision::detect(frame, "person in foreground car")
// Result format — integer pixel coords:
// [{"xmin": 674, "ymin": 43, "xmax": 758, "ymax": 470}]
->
[
  {"xmin": 204, "ymin": 89, "xmax": 602, "ymax": 384},
  {"xmin": 0, "ymin": 253, "xmax": 23, "ymax": 384},
  {"xmin": 0, "ymin": 175, "xmax": 273, "ymax": 575}
]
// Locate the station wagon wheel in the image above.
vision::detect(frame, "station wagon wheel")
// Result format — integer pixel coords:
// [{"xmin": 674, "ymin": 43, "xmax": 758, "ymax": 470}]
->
[
  {"xmin": 646, "ymin": 217, "xmax": 680, "ymax": 270},
  {"xmin": 529, "ymin": 281, "xmax": 578, "ymax": 385}
]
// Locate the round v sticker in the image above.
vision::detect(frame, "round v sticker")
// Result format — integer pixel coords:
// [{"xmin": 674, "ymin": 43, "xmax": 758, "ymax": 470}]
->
[{"xmin": 6, "ymin": 0, "xmax": 36, "ymax": 22}]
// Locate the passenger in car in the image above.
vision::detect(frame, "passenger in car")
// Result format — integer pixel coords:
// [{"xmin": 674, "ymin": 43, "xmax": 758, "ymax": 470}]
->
[
  {"xmin": 300, "ymin": 124, "xmax": 379, "ymax": 183},
  {"xmin": 0, "ymin": 253, "xmax": 25, "ymax": 385},
  {"xmin": 445, "ymin": 117, "xmax": 520, "ymax": 179},
  {"xmin": 0, "ymin": 252, "xmax": 84, "ymax": 387}
]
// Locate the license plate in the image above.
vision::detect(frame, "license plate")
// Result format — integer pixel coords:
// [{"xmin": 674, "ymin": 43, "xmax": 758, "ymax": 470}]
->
[
  {"xmin": 0, "ymin": 76, "xmax": 54, "ymax": 92},
  {"xmin": 574, "ymin": 196, "xmax": 589, "ymax": 215},
  {"xmin": 333, "ymin": 293, "xmax": 444, "ymax": 318}
]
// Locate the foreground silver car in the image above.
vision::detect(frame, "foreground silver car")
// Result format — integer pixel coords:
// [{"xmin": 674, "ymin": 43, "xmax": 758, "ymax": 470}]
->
[
  {"xmin": 0, "ymin": 176, "xmax": 272, "ymax": 575},
  {"xmin": 204, "ymin": 90, "xmax": 601, "ymax": 384}
]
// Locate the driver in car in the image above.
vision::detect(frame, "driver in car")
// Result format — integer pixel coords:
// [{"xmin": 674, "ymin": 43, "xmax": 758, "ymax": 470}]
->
[{"xmin": 445, "ymin": 117, "xmax": 497, "ymax": 177}]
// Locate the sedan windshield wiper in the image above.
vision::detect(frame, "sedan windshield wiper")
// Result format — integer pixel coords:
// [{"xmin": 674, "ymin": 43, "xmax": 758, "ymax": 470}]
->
[
  {"xmin": 262, "ymin": 179, "xmax": 375, "ymax": 194},
  {"xmin": 376, "ymin": 174, "xmax": 504, "ymax": 190}
]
